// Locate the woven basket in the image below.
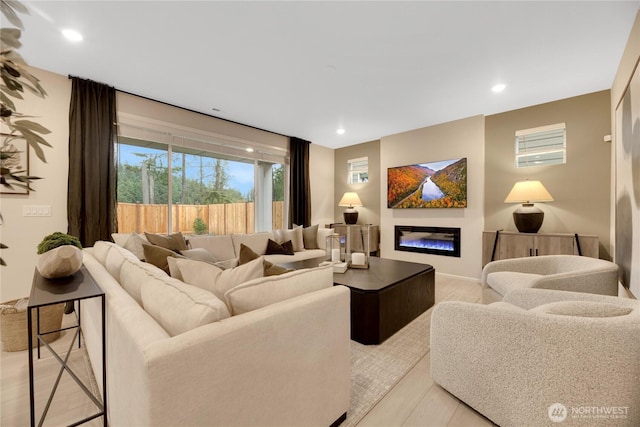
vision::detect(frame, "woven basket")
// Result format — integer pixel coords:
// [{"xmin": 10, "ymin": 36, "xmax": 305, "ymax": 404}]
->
[{"xmin": 0, "ymin": 299, "xmax": 64, "ymax": 352}]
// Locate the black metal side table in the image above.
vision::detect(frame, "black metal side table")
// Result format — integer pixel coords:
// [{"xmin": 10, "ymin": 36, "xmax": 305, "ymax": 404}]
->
[{"xmin": 27, "ymin": 266, "xmax": 107, "ymax": 426}]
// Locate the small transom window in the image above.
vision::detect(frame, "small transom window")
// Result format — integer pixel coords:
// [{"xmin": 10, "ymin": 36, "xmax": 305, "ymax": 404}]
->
[
  {"xmin": 515, "ymin": 123, "xmax": 566, "ymax": 168},
  {"xmin": 348, "ymin": 156, "xmax": 368, "ymax": 183}
]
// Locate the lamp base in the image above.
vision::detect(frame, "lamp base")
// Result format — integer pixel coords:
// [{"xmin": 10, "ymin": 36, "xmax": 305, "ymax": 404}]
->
[
  {"xmin": 513, "ymin": 204, "xmax": 544, "ymax": 233},
  {"xmin": 343, "ymin": 208, "xmax": 358, "ymax": 225}
]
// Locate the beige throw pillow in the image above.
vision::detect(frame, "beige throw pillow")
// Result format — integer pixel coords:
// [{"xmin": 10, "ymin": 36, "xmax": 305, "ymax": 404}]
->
[
  {"xmin": 294, "ymin": 224, "xmax": 319, "ymax": 249},
  {"xmin": 176, "ymin": 256, "xmax": 264, "ymax": 302},
  {"xmin": 123, "ymin": 232, "xmax": 148, "ymax": 260},
  {"xmin": 276, "ymin": 228, "xmax": 305, "ymax": 252}
]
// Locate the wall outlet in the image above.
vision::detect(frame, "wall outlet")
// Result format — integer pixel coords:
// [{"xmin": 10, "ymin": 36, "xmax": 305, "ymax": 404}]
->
[{"xmin": 23, "ymin": 205, "xmax": 52, "ymax": 217}]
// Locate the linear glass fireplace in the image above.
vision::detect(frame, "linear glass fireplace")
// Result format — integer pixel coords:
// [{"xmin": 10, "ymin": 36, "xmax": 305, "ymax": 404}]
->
[{"xmin": 394, "ymin": 226, "xmax": 461, "ymax": 257}]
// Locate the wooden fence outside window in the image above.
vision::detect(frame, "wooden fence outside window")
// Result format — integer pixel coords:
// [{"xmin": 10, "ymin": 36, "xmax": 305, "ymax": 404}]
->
[{"xmin": 117, "ymin": 201, "xmax": 285, "ymax": 235}]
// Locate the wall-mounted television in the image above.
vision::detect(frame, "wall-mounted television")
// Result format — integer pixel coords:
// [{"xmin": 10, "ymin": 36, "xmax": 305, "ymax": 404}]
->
[{"xmin": 387, "ymin": 158, "xmax": 467, "ymax": 208}]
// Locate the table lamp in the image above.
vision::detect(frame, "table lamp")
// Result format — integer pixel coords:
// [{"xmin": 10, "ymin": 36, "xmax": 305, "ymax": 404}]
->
[
  {"xmin": 338, "ymin": 192, "xmax": 363, "ymax": 225},
  {"xmin": 504, "ymin": 180, "xmax": 554, "ymax": 233}
]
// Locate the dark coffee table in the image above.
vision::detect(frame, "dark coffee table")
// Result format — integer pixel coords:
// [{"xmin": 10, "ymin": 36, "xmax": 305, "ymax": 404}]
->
[{"xmin": 282, "ymin": 257, "xmax": 435, "ymax": 344}]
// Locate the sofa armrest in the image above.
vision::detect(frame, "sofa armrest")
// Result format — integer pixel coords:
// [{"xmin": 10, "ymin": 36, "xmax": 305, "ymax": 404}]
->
[
  {"xmin": 143, "ymin": 285, "xmax": 351, "ymax": 427},
  {"xmin": 481, "ymin": 257, "xmax": 551, "ymax": 286},
  {"xmin": 531, "ymin": 269, "xmax": 619, "ymax": 296},
  {"xmin": 430, "ymin": 301, "xmax": 640, "ymax": 426},
  {"xmin": 503, "ymin": 287, "xmax": 633, "ymax": 309}
]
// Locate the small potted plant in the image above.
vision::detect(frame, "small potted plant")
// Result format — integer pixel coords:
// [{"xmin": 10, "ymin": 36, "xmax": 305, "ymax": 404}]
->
[{"xmin": 36, "ymin": 232, "xmax": 83, "ymax": 279}]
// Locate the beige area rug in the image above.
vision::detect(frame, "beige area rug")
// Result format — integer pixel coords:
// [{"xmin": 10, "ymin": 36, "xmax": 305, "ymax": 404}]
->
[{"xmin": 342, "ymin": 289, "xmax": 478, "ymax": 427}]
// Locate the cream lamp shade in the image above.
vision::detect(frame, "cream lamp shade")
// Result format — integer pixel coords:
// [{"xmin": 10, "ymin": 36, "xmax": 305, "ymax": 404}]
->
[
  {"xmin": 504, "ymin": 180, "xmax": 554, "ymax": 204},
  {"xmin": 504, "ymin": 180, "xmax": 554, "ymax": 233},
  {"xmin": 338, "ymin": 192, "xmax": 363, "ymax": 224}
]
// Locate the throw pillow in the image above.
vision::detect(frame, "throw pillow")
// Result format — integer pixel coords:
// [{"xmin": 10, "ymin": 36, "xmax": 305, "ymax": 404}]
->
[
  {"xmin": 144, "ymin": 232, "xmax": 188, "ymax": 252},
  {"xmin": 276, "ymin": 228, "xmax": 305, "ymax": 252},
  {"xmin": 239, "ymin": 243, "xmax": 294, "ymax": 276},
  {"xmin": 294, "ymin": 224, "xmax": 319, "ymax": 249},
  {"xmin": 214, "ymin": 258, "xmax": 239, "ymax": 270},
  {"xmin": 122, "ymin": 232, "xmax": 147, "ymax": 260},
  {"xmin": 176, "ymin": 256, "xmax": 264, "ymax": 302},
  {"xmin": 180, "ymin": 248, "xmax": 215, "ymax": 263},
  {"xmin": 265, "ymin": 239, "xmax": 294, "ymax": 255},
  {"xmin": 302, "ymin": 224, "xmax": 319, "ymax": 249},
  {"xmin": 142, "ymin": 243, "xmax": 184, "ymax": 274}
]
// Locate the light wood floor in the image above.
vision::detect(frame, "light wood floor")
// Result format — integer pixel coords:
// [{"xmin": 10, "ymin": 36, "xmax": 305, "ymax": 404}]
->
[
  {"xmin": 355, "ymin": 275, "xmax": 495, "ymax": 427},
  {"xmin": 1, "ymin": 312, "xmax": 103, "ymax": 426},
  {"xmin": 1, "ymin": 275, "xmax": 490, "ymax": 427}
]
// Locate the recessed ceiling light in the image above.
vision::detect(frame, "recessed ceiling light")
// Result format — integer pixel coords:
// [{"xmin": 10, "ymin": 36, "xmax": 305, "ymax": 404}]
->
[
  {"xmin": 336, "ymin": 128, "xmax": 346, "ymax": 135},
  {"xmin": 62, "ymin": 29, "xmax": 83, "ymax": 42},
  {"xmin": 246, "ymin": 147, "xmax": 254, "ymax": 153},
  {"xmin": 491, "ymin": 83, "xmax": 506, "ymax": 93}
]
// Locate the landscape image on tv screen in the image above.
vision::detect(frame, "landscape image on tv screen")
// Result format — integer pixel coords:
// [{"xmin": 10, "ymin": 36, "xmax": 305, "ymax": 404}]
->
[{"xmin": 387, "ymin": 158, "xmax": 467, "ymax": 208}]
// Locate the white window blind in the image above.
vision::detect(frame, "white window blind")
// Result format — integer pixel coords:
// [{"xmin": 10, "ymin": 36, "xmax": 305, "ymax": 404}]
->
[
  {"xmin": 347, "ymin": 156, "xmax": 368, "ymax": 184},
  {"xmin": 515, "ymin": 123, "xmax": 566, "ymax": 168}
]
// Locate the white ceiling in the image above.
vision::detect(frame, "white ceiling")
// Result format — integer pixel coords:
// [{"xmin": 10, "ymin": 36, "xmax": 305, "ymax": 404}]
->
[{"xmin": 18, "ymin": 1, "xmax": 640, "ymax": 149}]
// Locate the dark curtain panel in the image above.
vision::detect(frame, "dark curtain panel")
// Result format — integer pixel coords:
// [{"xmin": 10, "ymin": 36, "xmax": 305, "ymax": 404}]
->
[
  {"xmin": 289, "ymin": 137, "xmax": 311, "ymax": 227},
  {"xmin": 68, "ymin": 77, "xmax": 117, "ymax": 247}
]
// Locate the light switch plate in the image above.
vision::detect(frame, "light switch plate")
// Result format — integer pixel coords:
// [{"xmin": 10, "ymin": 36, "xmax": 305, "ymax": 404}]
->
[{"xmin": 23, "ymin": 205, "xmax": 52, "ymax": 217}]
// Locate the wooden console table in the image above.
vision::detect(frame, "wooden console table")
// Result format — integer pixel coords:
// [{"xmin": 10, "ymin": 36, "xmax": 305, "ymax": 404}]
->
[
  {"xmin": 482, "ymin": 230, "xmax": 599, "ymax": 267},
  {"xmin": 27, "ymin": 266, "xmax": 107, "ymax": 426}
]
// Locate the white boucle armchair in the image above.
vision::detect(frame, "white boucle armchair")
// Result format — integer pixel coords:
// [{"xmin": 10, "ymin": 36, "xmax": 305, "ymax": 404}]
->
[
  {"xmin": 481, "ymin": 255, "xmax": 619, "ymax": 304},
  {"xmin": 430, "ymin": 288, "xmax": 640, "ymax": 427}
]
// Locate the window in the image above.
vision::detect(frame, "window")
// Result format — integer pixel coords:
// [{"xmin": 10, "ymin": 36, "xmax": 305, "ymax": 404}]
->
[
  {"xmin": 116, "ymin": 130, "xmax": 287, "ymax": 235},
  {"xmin": 515, "ymin": 123, "xmax": 566, "ymax": 168},
  {"xmin": 348, "ymin": 157, "xmax": 368, "ymax": 183}
]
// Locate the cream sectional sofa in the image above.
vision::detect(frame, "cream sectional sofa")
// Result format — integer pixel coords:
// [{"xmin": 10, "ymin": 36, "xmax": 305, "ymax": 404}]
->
[
  {"xmin": 112, "ymin": 227, "xmax": 334, "ymax": 265},
  {"xmin": 80, "ymin": 240, "xmax": 350, "ymax": 426},
  {"xmin": 187, "ymin": 228, "xmax": 334, "ymax": 265}
]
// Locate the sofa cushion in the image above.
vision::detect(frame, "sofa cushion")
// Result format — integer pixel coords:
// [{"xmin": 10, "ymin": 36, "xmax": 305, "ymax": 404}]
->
[
  {"xmin": 187, "ymin": 235, "xmax": 236, "ymax": 261},
  {"xmin": 121, "ymin": 259, "xmax": 167, "ymax": 305},
  {"xmin": 141, "ymin": 275, "xmax": 231, "ymax": 336},
  {"xmin": 175, "ymin": 256, "xmax": 264, "ymax": 302},
  {"xmin": 144, "ymin": 232, "xmax": 188, "ymax": 252},
  {"xmin": 230, "ymin": 232, "xmax": 273, "ymax": 257},
  {"xmin": 105, "ymin": 244, "xmax": 139, "ymax": 283},
  {"xmin": 486, "ymin": 271, "xmax": 543, "ymax": 296},
  {"xmin": 532, "ymin": 301, "xmax": 634, "ymax": 318},
  {"xmin": 142, "ymin": 244, "xmax": 185, "ymax": 274},
  {"xmin": 93, "ymin": 241, "xmax": 113, "ymax": 266},
  {"xmin": 276, "ymin": 228, "xmax": 305, "ymax": 252},
  {"xmin": 265, "ymin": 239, "xmax": 294, "ymax": 255},
  {"xmin": 239, "ymin": 244, "xmax": 294, "ymax": 276},
  {"xmin": 225, "ymin": 265, "xmax": 333, "ymax": 315}
]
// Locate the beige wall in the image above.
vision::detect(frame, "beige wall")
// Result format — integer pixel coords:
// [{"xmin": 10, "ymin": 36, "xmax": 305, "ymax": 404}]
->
[
  {"xmin": 309, "ymin": 143, "xmax": 335, "ymax": 227},
  {"xmin": 334, "ymin": 140, "xmax": 380, "ymax": 226},
  {"xmin": 484, "ymin": 91, "xmax": 612, "ymax": 259},
  {"xmin": 1, "ymin": 67, "xmax": 71, "ymax": 302},
  {"xmin": 380, "ymin": 116, "xmax": 485, "ymax": 279}
]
